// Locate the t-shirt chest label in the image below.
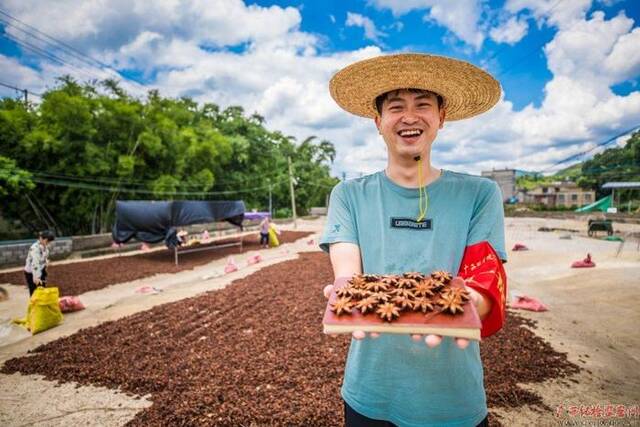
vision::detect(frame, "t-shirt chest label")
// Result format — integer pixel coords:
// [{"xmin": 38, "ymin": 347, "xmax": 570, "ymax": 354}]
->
[{"xmin": 390, "ymin": 217, "xmax": 433, "ymax": 230}]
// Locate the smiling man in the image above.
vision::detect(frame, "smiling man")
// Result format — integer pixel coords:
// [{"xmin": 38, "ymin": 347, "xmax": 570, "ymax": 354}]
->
[{"xmin": 320, "ymin": 53, "xmax": 507, "ymax": 426}]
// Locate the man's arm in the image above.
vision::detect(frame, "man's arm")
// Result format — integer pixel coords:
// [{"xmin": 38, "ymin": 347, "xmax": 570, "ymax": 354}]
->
[{"xmin": 329, "ymin": 242, "xmax": 362, "ymax": 278}]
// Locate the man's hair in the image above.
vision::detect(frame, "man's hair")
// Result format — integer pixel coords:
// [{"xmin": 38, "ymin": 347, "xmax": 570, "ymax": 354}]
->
[
  {"xmin": 38, "ymin": 230, "xmax": 55, "ymax": 242},
  {"xmin": 375, "ymin": 88, "xmax": 444, "ymax": 115}
]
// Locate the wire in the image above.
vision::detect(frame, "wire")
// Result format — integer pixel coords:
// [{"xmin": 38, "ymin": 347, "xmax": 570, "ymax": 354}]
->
[
  {"xmin": 0, "ymin": 8, "xmax": 146, "ymax": 89},
  {"xmin": 0, "ymin": 80, "xmax": 43, "ymax": 98},
  {"xmin": 538, "ymin": 125, "xmax": 640, "ymax": 173},
  {"xmin": 26, "ymin": 169, "xmax": 290, "ymax": 189},
  {"xmin": 14, "ymin": 174, "xmax": 289, "ymax": 196}
]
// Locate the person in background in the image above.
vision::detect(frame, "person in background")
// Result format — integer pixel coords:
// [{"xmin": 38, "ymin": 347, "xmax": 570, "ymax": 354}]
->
[
  {"xmin": 259, "ymin": 216, "xmax": 271, "ymax": 248},
  {"xmin": 24, "ymin": 230, "xmax": 55, "ymax": 296}
]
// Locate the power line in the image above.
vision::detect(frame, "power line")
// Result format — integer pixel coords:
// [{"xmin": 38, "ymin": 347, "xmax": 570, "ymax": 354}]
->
[
  {"xmin": 539, "ymin": 125, "xmax": 640, "ymax": 173},
  {"xmin": 0, "ymin": 8, "xmax": 146, "ymax": 90},
  {"xmin": 15, "ymin": 174, "xmax": 290, "ymax": 196},
  {"xmin": 0, "ymin": 80, "xmax": 43, "ymax": 99}
]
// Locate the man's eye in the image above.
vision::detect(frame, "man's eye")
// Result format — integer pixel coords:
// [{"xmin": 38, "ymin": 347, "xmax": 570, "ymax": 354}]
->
[{"xmin": 388, "ymin": 105, "xmax": 402, "ymax": 111}]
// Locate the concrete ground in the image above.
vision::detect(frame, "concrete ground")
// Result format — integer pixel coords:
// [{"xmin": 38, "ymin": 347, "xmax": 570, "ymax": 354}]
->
[{"xmin": 1, "ymin": 217, "xmax": 639, "ymax": 426}]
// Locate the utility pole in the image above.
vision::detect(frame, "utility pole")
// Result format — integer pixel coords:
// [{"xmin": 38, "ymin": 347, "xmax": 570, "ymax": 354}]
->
[
  {"xmin": 288, "ymin": 156, "xmax": 297, "ymax": 228},
  {"xmin": 23, "ymin": 89, "xmax": 28, "ymax": 104},
  {"xmin": 268, "ymin": 178, "xmax": 273, "ymax": 217}
]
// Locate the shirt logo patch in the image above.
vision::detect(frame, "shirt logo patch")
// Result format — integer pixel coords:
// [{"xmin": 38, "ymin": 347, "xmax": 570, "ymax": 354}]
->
[
  {"xmin": 390, "ymin": 217, "xmax": 432, "ymax": 230},
  {"xmin": 332, "ymin": 224, "xmax": 341, "ymax": 233}
]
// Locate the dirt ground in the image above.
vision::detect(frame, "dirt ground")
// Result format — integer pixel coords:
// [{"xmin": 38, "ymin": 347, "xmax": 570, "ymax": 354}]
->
[{"xmin": 0, "ymin": 217, "xmax": 639, "ymax": 426}]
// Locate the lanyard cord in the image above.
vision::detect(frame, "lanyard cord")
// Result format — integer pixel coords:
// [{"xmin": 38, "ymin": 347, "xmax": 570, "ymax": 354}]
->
[{"xmin": 416, "ymin": 157, "xmax": 429, "ymax": 222}]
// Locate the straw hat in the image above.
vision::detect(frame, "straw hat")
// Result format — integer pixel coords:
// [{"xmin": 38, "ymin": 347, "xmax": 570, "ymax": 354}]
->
[{"xmin": 329, "ymin": 53, "xmax": 501, "ymax": 121}]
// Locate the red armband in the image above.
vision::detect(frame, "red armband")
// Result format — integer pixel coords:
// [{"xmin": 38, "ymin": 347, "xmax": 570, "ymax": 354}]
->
[{"xmin": 457, "ymin": 241, "xmax": 507, "ymax": 338}]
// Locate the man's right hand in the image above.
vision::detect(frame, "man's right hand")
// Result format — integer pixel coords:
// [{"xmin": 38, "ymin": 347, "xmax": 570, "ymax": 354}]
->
[{"xmin": 34, "ymin": 278, "xmax": 42, "ymax": 286}]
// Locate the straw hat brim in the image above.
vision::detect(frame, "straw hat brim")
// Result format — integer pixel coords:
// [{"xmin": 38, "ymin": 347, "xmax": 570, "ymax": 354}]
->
[{"xmin": 329, "ymin": 53, "xmax": 501, "ymax": 121}]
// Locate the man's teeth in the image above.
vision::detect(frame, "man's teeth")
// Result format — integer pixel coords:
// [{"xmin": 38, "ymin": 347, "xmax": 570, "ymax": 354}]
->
[{"xmin": 398, "ymin": 129, "xmax": 423, "ymax": 137}]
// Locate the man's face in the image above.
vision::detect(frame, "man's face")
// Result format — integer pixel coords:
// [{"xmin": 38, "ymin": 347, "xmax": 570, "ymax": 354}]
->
[{"xmin": 374, "ymin": 89, "xmax": 446, "ymax": 161}]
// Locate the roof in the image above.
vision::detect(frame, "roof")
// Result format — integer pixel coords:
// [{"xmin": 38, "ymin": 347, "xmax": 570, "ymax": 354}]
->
[{"xmin": 602, "ymin": 182, "xmax": 640, "ymax": 189}]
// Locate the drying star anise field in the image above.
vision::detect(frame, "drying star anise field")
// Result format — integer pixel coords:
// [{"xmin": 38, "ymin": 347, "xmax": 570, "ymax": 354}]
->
[
  {"xmin": 1, "ymin": 252, "xmax": 580, "ymax": 426},
  {"xmin": 330, "ymin": 271, "xmax": 471, "ymax": 321}
]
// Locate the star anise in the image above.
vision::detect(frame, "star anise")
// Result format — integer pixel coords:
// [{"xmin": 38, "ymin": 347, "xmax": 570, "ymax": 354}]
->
[
  {"xmin": 396, "ymin": 278, "xmax": 417, "ymax": 289},
  {"xmin": 431, "ymin": 270, "xmax": 452, "ymax": 283},
  {"xmin": 391, "ymin": 295, "xmax": 413, "ymax": 311},
  {"xmin": 349, "ymin": 275, "xmax": 367, "ymax": 288},
  {"xmin": 364, "ymin": 281, "xmax": 388, "ymax": 292},
  {"xmin": 363, "ymin": 274, "xmax": 381, "ymax": 282},
  {"xmin": 330, "ymin": 297, "xmax": 353, "ymax": 316},
  {"xmin": 403, "ymin": 271, "xmax": 425, "ymax": 280},
  {"xmin": 376, "ymin": 302, "xmax": 400, "ymax": 322},
  {"xmin": 412, "ymin": 297, "xmax": 435, "ymax": 313},
  {"xmin": 380, "ymin": 276, "xmax": 398, "ymax": 286},
  {"xmin": 350, "ymin": 289, "xmax": 369, "ymax": 300},
  {"xmin": 436, "ymin": 293, "xmax": 465, "ymax": 315},
  {"xmin": 392, "ymin": 288, "xmax": 415, "ymax": 299},
  {"xmin": 440, "ymin": 287, "xmax": 471, "ymax": 303},
  {"xmin": 336, "ymin": 286, "xmax": 355, "ymax": 298},
  {"xmin": 355, "ymin": 297, "xmax": 378, "ymax": 314},
  {"xmin": 413, "ymin": 280, "xmax": 437, "ymax": 297},
  {"xmin": 369, "ymin": 291, "xmax": 391, "ymax": 303}
]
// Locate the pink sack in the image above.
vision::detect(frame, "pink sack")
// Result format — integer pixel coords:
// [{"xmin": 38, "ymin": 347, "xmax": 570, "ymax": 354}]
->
[
  {"xmin": 59, "ymin": 296, "xmax": 85, "ymax": 313},
  {"xmin": 224, "ymin": 258, "xmax": 238, "ymax": 273},
  {"xmin": 247, "ymin": 254, "xmax": 262, "ymax": 265},
  {"xmin": 571, "ymin": 253, "xmax": 595, "ymax": 268},
  {"xmin": 307, "ymin": 238, "xmax": 315, "ymax": 245},
  {"xmin": 512, "ymin": 243, "xmax": 529, "ymax": 251},
  {"xmin": 510, "ymin": 295, "xmax": 548, "ymax": 312}
]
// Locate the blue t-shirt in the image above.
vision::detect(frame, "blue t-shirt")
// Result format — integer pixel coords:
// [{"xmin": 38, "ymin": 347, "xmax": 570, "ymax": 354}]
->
[{"xmin": 319, "ymin": 170, "xmax": 506, "ymax": 427}]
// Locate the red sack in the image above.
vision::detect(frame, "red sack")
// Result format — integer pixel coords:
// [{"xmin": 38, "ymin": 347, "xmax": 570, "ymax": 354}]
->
[
  {"xmin": 510, "ymin": 295, "xmax": 548, "ymax": 312},
  {"xmin": 58, "ymin": 296, "xmax": 85, "ymax": 313},
  {"xmin": 457, "ymin": 241, "xmax": 507, "ymax": 338}
]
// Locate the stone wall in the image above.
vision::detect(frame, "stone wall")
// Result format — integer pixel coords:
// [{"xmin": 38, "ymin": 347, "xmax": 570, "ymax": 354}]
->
[{"xmin": 0, "ymin": 238, "xmax": 73, "ymax": 268}]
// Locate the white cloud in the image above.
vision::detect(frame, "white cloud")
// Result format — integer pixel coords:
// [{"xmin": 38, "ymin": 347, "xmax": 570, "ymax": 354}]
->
[
  {"xmin": 369, "ymin": 0, "xmax": 485, "ymax": 49},
  {"xmin": 504, "ymin": 0, "xmax": 593, "ymax": 29},
  {"xmin": 345, "ymin": 12, "xmax": 387, "ymax": 44},
  {"xmin": 489, "ymin": 16, "xmax": 529, "ymax": 44},
  {"xmin": 1, "ymin": 0, "xmax": 639, "ymax": 177}
]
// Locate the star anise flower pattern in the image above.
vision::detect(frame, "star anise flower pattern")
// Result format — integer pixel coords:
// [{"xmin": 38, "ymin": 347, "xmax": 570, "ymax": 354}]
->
[
  {"xmin": 336, "ymin": 286, "xmax": 355, "ymax": 298},
  {"xmin": 440, "ymin": 287, "xmax": 471, "ymax": 303},
  {"xmin": 431, "ymin": 270, "xmax": 452, "ymax": 283},
  {"xmin": 392, "ymin": 288, "xmax": 415, "ymax": 299},
  {"xmin": 364, "ymin": 281, "xmax": 388, "ymax": 292},
  {"xmin": 396, "ymin": 278, "xmax": 417, "ymax": 289},
  {"xmin": 436, "ymin": 293, "xmax": 465, "ymax": 315},
  {"xmin": 330, "ymin": 297, "xmax": 353, "ymax": 316},
  {"xmin": 413, "ymin": 280, "xmax": 436, "ymax": 297},
  {"xmin": 403, "ymin": 271, "xmax": 425, "ymax": 280},
  {"xmin": 391, "ymin": 295, "xmax": 413, "ymax": 311},
  {"xmin": 355, "ymin": 297, "xmax": 378, "ymax": 314},
  {"xmin": 412, "ymin": 297, "xmax": 435, "ymax": 313},
  {"xmin": 376, "ymin": 302, "xmax": 400, "ymax": 322}
]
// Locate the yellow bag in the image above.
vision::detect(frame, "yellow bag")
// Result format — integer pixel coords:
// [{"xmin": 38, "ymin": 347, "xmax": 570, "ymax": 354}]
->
[
  {"xmin": 268, "ymin": 225, "xmax": 280, "ymax": 247},
  {"xmin": 23, "ymin": 287, "xmax": 64, "ymax": 334}
]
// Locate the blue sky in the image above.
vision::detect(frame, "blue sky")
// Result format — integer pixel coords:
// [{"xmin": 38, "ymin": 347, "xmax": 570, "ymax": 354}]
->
[{"xmin": 1, "ymin": 0, "xmax": 639, "ymax": 177}]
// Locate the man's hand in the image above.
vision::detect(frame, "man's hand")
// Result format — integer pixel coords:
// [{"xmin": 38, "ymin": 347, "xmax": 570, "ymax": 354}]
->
[
  {"xmin": 34, "ymin": 278, "xmax": 42, "ymax": 286},
  {"xmin": 323, "ymin": 276, "xmax": 485, "ymax": 349}
]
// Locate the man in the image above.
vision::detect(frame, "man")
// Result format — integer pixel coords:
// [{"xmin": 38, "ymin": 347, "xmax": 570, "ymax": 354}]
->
[
  {"xmin": 24, "ymin": 230, "xmax": 55, "ymax": 296},
  {"xmin": 320, "ymin": 54, "xmax": 507, "ymax": 426}
]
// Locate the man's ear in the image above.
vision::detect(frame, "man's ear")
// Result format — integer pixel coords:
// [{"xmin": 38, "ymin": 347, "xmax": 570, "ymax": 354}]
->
[
  {"xmin": 374, "ymin": 115, "xmax": 382, "ymax": 132},
  {"xmin": 439, "ymin": 108, "xmax": 446, "ymax": 129}
]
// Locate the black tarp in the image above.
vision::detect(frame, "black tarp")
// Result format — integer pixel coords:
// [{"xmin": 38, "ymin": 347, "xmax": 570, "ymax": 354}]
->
[{"xmin": 112, "ymin": 200, "xmax": 245, "ymax": 247}]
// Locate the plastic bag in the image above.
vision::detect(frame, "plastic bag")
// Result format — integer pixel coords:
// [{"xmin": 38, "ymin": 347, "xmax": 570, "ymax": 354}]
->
[
  {"xmin": 16, "ymin": 287, "xmax": 64, "ymax": 334},
  {"xmin": 268, "ymin": 225, "xmax": 280, "ymax": 247},
  {"xmin": 59, "ymin": 296, "xmax": 85, "ymax": 313}
]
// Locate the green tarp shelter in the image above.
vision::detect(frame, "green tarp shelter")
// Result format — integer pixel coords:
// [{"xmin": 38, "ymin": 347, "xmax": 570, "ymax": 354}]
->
[{"xmin": 575, "ymin": 195, "xmax": 612, "ymax": 212}]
